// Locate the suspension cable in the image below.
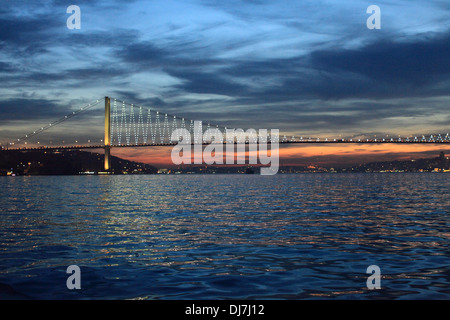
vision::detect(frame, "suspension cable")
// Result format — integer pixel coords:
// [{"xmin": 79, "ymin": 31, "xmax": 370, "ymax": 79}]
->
[{"xmin": 8, "ymin": 98, "xmax": 104, "ymax": 147}]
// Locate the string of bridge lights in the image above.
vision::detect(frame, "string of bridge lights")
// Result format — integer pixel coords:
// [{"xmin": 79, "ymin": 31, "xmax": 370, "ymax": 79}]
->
[{"xmin": 110, "ymin": 98, "xmax": 233, "ymax": 146}]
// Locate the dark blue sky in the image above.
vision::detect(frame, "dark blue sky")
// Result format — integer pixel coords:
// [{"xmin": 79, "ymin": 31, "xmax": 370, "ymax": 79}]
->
[{"xmin": 0, "ymin": 0, "xmax": 449, "ymax": 145}]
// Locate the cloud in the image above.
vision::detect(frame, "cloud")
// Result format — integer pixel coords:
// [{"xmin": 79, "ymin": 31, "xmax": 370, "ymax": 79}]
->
[
  {"xmin": 111, "ymin": 90, "xmax": 167, "ymax": 107},
  {"xmin": 168, "ymin": 70, "xmax": 247, "ymax": 96},
  {"xmin": 114, "ymin": 41, "xmax": 166, "ymax": 66},
  {"xmin": 310, "ymin": 31, "xmax": 450, "ymax": 88},
  {"xmin": 112, "ymin": 28, "xmax": 450, "ymax": 111},
  {"xmin": 212, "ymin": 30, "xmax": 450, "ymax": 103},
  {"xmin": 0, "ymin": 98, "xmax": 64, "ymax": 122},
  {"xmin": 0, "ymin": 15, "xmax": 61, "ymax": 56},
  {"xmin": 0, "ymin": 61, "xmax": 15, "ymax": 73},
  {"xmin": 59, "ymin": 29, "xmax": 140, "ymax": 49}
]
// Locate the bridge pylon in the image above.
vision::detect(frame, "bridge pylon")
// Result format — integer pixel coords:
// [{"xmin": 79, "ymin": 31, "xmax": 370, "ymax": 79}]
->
[{"xmin": 104, "ymin": 96, "xmax": 111, "ymax": 172}]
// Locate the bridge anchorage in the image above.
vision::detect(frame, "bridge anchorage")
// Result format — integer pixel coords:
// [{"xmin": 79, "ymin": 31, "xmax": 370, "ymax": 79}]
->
[{"xmin": 1, "ymin": 96, "xmax": 449, "ymax": 173}]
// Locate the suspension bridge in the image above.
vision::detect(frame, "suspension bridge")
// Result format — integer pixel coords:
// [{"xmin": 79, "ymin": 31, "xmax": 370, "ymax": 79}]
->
[{"xmin": 1, "ymin": 97, "xmax": 449, "ymax": 171}]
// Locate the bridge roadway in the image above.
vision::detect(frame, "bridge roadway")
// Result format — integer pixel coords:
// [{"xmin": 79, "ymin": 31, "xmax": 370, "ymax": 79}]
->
[{"xmin": 1, "ymin": 139, "xmax": 449, "ymax": 152}]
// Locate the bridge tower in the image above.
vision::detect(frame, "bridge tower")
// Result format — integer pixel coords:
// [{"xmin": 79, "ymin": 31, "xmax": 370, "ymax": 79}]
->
[{"xmin": 104, "ymin": 96, "xmax": 111, "ymax": 171}]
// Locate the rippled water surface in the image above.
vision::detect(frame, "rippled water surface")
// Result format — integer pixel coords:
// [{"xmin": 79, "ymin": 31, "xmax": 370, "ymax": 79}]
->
[{"xmin": 0, "ymin": 174, "xmax": 449, "ymax": 299}]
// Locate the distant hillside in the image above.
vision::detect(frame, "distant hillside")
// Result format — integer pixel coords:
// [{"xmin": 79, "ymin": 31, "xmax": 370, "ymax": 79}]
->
[
  {"xmin": 0, "ymin": 150, "xmax": 157, "ymax": 175},
  {"xmin": 352, "ymin": 152, "xmax": 449, "ymax": 173}
]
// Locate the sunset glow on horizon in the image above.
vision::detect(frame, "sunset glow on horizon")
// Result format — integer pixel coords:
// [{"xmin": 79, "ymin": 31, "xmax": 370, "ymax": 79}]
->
[{"xmin": 109, "ymin": 143, "xmax": 449, "ymax": 168}]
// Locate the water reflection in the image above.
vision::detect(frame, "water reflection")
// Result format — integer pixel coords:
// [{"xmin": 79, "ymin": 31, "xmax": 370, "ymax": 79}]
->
[{"xmin": 0, "ymin": 173, "xmax": 449, "ymax": 299}]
